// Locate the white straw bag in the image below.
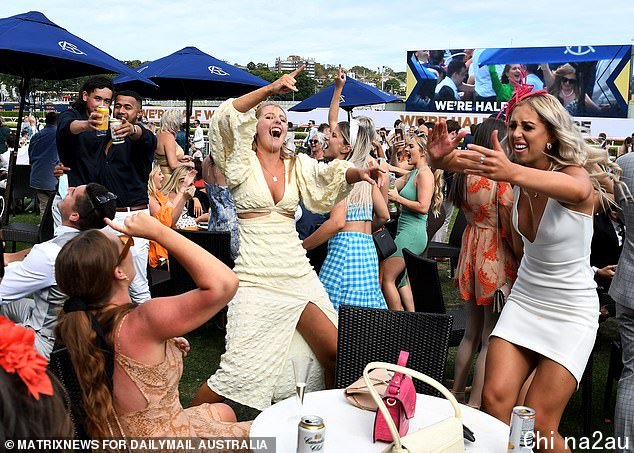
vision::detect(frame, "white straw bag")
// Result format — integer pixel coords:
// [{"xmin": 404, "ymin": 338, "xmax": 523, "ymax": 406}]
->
[{"xmin": 364, "ymin": 362, "xmax": 465, "ymax": 453}]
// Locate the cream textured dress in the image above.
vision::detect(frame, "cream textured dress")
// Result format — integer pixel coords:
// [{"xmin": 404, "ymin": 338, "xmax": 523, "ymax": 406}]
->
[
  {"xmin": 207, "ymin": 100, "xmax": 353, "ymax": 410},
  {"xmin": 490, "ymin": 187, "xmax": 599, "ymax": 384}
]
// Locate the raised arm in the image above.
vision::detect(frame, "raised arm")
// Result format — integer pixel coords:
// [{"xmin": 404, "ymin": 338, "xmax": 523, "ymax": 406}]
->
[
  {"xmin": 233, "ymin": 65, "xmax": 305, "ymax": 113},
  {"xmin": 106, "ymin": 213, "xmax": 238, "ymax": 341},
  {"xmin": 329, "ymin": 65, "xmax": 346, "ymax": 130},
  {"xmin": 426, "ymin": 120, "xmax": 469, "ymax": 172}
]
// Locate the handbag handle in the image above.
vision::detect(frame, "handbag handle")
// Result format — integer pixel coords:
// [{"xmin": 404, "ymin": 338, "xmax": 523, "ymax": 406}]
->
[{"xmin": 363, "ymin": 362, "xmax": 463, "ymax": 451}]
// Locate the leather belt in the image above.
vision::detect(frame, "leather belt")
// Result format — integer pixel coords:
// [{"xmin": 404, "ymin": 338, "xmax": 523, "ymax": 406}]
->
[{"xmin": 116, "ymin": 204, "xmax": 149, "ymax": 212}]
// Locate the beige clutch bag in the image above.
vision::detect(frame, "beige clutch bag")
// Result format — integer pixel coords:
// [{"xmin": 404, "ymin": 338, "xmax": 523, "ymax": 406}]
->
[{"xmin": 344, "ymin": 368, "xmax": 394, "ymax": 411}]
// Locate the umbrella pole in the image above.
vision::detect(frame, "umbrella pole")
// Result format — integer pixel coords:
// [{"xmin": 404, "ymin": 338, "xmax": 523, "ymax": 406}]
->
[
  {"xmin": 184, "ymin": 97, "xmax": 193, "ymax": 155},
  {"xmin": 2, "ymin": 76, "xmax": 30, "ymax": 226}
]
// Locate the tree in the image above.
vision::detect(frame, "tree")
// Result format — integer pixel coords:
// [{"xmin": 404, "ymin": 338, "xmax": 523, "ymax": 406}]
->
[
  {"xmin": 384, "ymin": 78, "xmax": 402, "ymax": 94},
  {"xmin": 246, "ymin": 61, "xmax": 256, "ymax": 71}
]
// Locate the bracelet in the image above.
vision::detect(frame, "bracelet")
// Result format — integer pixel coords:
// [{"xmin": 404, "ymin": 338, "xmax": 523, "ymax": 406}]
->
[
  {"xmin": 591, "ymin": 266, "xmax": 598, "ymax": 275},
  {"xmin": 132, "ymin": 124, "xmax": 138, "ymax": 136}
]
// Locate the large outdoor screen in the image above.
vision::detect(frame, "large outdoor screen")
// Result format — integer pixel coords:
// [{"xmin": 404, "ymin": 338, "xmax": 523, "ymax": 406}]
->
[{"xmin": 405, "ymin": 45, "xmax": 632, "ymax": 119}]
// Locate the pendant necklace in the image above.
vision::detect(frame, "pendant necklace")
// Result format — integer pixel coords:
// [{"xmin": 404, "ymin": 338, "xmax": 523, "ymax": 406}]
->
[{"xmin": 260, "ymin": 158, "xmax": 283, "ymax": 183}]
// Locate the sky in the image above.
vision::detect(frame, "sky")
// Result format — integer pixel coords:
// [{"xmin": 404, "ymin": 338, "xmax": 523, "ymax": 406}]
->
[{"xmin": 4, "ymin": 1, "xmax": 634, "ymax": 72}]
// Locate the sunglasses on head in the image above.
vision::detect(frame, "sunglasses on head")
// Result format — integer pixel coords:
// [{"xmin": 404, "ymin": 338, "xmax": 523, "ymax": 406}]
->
[
  {"xmin": 115, "ymin": 235, "xmax": 134, "ymax": 267},
  {"xmin": 86, "ymin": 191, "xmax": 117, "ymax": 216},
  {"xmin": 562, "ymin": 77, "xmax": 576, "ymax": 85}
]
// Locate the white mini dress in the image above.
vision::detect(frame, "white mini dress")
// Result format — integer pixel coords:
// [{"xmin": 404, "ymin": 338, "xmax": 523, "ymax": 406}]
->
[{"xmin": 490, "ymin": 187, "xmax": 599, "ymax": 384}]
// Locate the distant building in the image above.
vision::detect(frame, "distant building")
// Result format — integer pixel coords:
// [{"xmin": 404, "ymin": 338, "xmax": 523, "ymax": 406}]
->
[{"xmin": 275, "ymin": 56, "xmax": 316, "ymax": 79}]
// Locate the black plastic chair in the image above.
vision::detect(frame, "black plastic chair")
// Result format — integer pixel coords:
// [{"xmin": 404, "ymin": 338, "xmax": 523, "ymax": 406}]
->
[
  {"xmin": 426, "ymin": 209, "xmax": 467, "ymax": 278},
  {"xmin": 2, "ymin": 192, "xmax": 55, "ymax": 251},
  {"xmin": 335, "ymin": 305, "xmax": 453, "ymax": 396},
  {"xmin": 167, "ymin": 229, "xmax": 232, "ymax": 294},
  {"xmin": 9, "ymin": 164, "xmax": 37, "ymax": 215},
  {"xmin": 402, "ymin": 248, "xmax": 466, "ymax": 347},
  {"xmin": 48, "ymin": 346, "xmax": 91, "ymax": 442}
]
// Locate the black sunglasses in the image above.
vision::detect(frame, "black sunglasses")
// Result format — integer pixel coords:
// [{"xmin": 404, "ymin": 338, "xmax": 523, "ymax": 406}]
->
[
  {"xmin": 562, "ymin": 77, "xmax": 576, "ymax": 85},
  {"xmin": 86, "ymin": 191, "xmax": 117, "ymax": 216},
  {"xmin": 309, "ymin": 140, "xmax": 319, "ymax": 145}
]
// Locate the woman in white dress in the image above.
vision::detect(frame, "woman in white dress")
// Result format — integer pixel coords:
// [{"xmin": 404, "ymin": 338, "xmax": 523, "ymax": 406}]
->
[
  {"xmin": 191, "ymin": 67, "xmax": 384, "ymax": 411},
  {"xmin": 428, "ymin": 87, "xmax": 622, "ymax": 452}
]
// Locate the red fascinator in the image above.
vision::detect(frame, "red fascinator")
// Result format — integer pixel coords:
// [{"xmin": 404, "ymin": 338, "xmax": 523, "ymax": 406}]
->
[{"xmin": 0, "ymin": 316, "xmax": 54, "ymax": 399}]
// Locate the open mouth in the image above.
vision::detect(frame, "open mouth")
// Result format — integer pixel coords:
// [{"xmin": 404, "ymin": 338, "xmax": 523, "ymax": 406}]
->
[
  {"xmin": 514, "ymin": 144, "xmax": 528, "ymax": 152},
  {"xmin": 271, "ymin": 127, "xmax": 282, "ymax": 138}
]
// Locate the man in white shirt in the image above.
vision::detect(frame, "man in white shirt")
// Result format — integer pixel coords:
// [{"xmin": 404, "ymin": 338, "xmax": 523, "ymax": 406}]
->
[
  {"xmin": 468, "ymin": 48, "xmax": 504, "ymax": 102},
  {"xmin": 192, "ymin": 119, "xmax": 205, "ymax": 154},
  {"xmin": 435, "ymin": 60, "xmax": 467, "ymax": 101},
  {"xmin": 0, "ymin": 183, "xmax": 116, "ymax": 358}
]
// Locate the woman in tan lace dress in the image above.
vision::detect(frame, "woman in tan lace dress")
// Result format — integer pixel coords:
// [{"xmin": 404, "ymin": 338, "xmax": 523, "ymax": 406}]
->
[{"xmin": 54, "ymin": 213, "xmax": 250, "ymax": 439}]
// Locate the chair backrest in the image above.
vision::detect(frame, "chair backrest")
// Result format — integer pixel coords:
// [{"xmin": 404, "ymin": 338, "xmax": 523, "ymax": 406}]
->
[
  {"xmin": 168, "ymin": 230, "xmax": 232, "ymax": 294},
  {"xmin": 403, "ymin": 248, "xmax": 446, "ymax": 314},
  {"xmin": 426, "ymin": 202, "xmax": 446, "ymax": 241},
  {"xmin": 38, "ymin": 192, "xmax": 56, "ymax": 242},
  {"xmin": 48, "ymin": 346, "xmax": 90, "ymax": 440},
  {"xmin": 335, "ymin": 306, "xmax": 452, "ymax": 396},
  {"xmin": 11, "ymin": 165, "xmax": 35, "ymax": 199},
  {"xmin": 448, "ymin": 209, "xmax": 467, "ymax": 248}
]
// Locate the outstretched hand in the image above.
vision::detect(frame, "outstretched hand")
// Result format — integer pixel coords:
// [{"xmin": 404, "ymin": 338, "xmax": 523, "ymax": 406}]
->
[
  {"xmin": 268, "ymin": 65, "xmax": 305, "ymax": 95},
  {"xmin": 426, "ymin": 120, "xmax": 468, "ymax": 162},
  {"xmin": 104, "ymin": 213, "xmax": 164, "ymax": 241},
  {"xmin": 362, "ymin": 164, "xmax": 387, "ymax": 188},
  {"xmin": 457, "ymin": 130, "xmax": 515, "ymax": 181},
  {"xmin": 335, "ymin": 65, "xmax": 347, "ymax": 90}
]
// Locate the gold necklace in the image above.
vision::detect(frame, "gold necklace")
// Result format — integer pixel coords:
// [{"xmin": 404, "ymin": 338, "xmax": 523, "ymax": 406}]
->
[{"xmin": 259, "ymin": 158, "xmax": 284, "ymax": 183}]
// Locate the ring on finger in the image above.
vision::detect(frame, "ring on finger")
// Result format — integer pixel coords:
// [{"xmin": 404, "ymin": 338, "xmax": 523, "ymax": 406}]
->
[{"xmin": 480, "ymin": 155, "xmax": 486, "ymax": 164}]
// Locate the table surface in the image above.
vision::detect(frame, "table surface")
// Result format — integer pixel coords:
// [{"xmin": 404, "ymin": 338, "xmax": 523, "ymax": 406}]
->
[{"xmin": 251, "ymin": 389, "xmax": 510, "ymax": 452}]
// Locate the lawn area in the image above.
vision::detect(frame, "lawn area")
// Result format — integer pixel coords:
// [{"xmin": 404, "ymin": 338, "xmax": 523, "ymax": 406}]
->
[{"xmin": 178, "ymin": 261, "xmax": 621, "ymax": 452}]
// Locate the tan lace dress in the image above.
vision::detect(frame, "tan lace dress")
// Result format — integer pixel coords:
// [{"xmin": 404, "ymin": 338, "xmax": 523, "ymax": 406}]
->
[{"xmin": 114, "ymin": 317, "xmax": 251, "ymax": 438}]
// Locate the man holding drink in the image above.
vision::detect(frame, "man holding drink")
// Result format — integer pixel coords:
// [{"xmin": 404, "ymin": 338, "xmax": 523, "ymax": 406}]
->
[{"xmin": 56, "ymin": 78, "xmax": 157, "ymax": 303}]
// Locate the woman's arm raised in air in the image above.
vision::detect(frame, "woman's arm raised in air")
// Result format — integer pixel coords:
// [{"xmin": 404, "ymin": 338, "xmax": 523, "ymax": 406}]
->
[
  {"xmin": 233, "ymin": 66, "xmax": 305, "ymax": 113},
  {"xmin": 329, "ymin": 65, "xmax": 346, "ymax": 131},
  {"xmin": 106, "ymin": 213, "xmax": 238, "ymax": 342}
]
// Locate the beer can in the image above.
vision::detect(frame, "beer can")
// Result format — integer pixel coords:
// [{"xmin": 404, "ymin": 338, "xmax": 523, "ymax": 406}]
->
[
  {"xmin": 96, "ymin": 105, "xmax": 109, "ymax": 135},
  {"xmin": 110, "ymin": 118, "xmax": 124, "ymax": 144},
  {"xmin": 388, "ymin": 172, "xmax": 397, "ymax": 214},
  {"xmin": 508, "ymin": 406, "xmax": 535, "ymax": 453},
  {"xmin": 297, "ymin": 415, "xmax": 325, "ymax": 452}
]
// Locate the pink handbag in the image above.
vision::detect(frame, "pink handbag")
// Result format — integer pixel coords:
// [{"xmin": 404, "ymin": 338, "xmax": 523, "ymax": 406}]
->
[{"xmin": 373, "ymin": 350, "xmax": 416, "ymax": 442}]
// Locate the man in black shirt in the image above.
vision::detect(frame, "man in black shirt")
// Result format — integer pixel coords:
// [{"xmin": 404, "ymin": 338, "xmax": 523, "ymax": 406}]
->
[{"xmin": 55, "ymin": 77, "xmax": 157, "ymax": 303}]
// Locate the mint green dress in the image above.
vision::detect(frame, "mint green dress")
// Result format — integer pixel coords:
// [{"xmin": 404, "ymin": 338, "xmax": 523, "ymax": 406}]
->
[{"xmin": 392, "ymin": 169, "xmax": 428, "ymax": 258}]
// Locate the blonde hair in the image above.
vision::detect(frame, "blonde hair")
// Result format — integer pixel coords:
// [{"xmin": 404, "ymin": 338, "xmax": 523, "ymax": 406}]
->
[
  {"xmin": 549, "ymin": 63, "xmax": 579, "ymax": 101},
  {"xmin": 160, "ymin": 110, "xmax": 182, "ymax": 134},
  {"xmin": 408, "ymin": 134, "xmax": 443, "ymax": 216},
  {"xmin": 506, "ymin": 93, "xmax": 623, "ymax": 209},
  {"xmin": 147, "ymin": 162, "xmax": 163, "ymax": 199},
  {"xmin": 161, "ymin": 165, "xmax": 192, "ymax": 196}
]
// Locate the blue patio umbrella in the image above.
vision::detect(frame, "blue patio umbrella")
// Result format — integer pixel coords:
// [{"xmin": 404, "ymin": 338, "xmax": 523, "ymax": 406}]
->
[
  {"xmin": 290, "ymin": 77, "xmax": 400, "ymax": 118},
  {"xmin": 479, "ymin": 45, "xmax": 631, "ymax": 66},
  {"xmin": 0, "ymin": 11, "xmax": 157, "ymax": 223},
  {"xmin": 113, "ymin": 46, "xmax": 269, "ymax": 152}
]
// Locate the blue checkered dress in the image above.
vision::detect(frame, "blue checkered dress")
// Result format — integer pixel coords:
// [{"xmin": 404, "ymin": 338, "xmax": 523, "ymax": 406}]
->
[{"xmin": 319, "ymin": 231, "xmax": 387, "ymax": 311}]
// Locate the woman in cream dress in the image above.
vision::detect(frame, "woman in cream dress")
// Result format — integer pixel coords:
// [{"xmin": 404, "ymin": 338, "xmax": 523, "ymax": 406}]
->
[{"xmin": 192, "ymin": 67, "xmax": 384, "ymax": 411}]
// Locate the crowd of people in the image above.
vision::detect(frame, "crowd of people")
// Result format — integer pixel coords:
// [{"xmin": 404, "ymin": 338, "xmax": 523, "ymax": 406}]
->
[
  {"xmin": 1, "ymin": 64, "xmax": 633, "ymax": 453},
  {"xmin": 410, "ymin": 48, "xmax": 624, "ymax": 118}
]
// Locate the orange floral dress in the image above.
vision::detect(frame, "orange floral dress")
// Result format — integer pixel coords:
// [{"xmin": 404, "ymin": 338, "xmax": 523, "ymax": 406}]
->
[
  {"xmin": 148, "ymin": 191, "xmax": 172, "ymax": 267},
  {"xmin": 455, "ymin": 176, "xmax": 518, "ymax": 305}
]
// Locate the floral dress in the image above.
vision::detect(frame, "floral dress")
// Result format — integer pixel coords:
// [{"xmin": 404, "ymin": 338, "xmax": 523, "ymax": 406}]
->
[{"xmin": 455, "ymin": 175, "xmax": 518, "ymax": 305}]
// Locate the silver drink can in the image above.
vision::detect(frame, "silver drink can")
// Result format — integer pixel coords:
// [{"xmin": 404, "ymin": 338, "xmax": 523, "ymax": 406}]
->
[
  {"xmin": 110, "ymin": 118, "xmax": 124, "ymax": 144},
  {"xmin": 388, "ymin": 172, "xmax": 397, "ymax": 213},
  {"xmin": 297, "ymin": 415, "xmax": 325, "ymax": 452},
  {"xmin": 508, "ymin": 406, "xmax": 535, "ymax": 452}
]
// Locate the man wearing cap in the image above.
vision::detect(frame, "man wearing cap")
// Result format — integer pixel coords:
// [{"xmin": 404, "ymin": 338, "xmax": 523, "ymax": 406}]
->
[{"xmin": 0, "ymin": 183, "xmax": 116, "ymax": 358}]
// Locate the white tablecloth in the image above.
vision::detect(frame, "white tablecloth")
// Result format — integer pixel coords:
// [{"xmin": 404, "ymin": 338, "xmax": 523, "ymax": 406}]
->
[{"xmin": 251, "ymin": 389, "xmax": 509, "ymax": 452}]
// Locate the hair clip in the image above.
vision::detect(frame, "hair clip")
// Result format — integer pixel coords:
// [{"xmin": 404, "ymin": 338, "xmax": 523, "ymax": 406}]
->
[{"xmin": 497, "ymin": 67, "xmax": 549, "ymax": 125}]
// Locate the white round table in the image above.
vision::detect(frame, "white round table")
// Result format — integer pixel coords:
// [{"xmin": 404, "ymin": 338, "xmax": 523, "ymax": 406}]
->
[{"xmin": 251, "ymin": 389, "xmax": 509, "ymax": 452}]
